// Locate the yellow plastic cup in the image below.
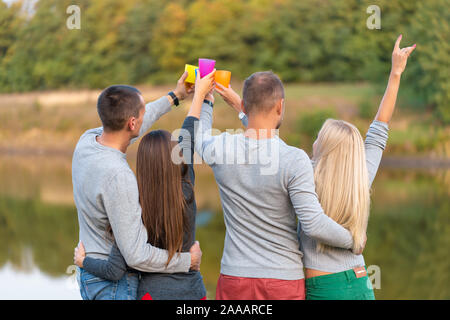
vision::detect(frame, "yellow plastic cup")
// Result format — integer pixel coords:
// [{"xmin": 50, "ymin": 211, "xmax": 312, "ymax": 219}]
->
[
  {"xmin": 185, "ymin": 64, "xmax": 199, "ymax": 84},
  {"xmin": 215, "ymin": 70, "xmax": 231, "ymax": 89}
]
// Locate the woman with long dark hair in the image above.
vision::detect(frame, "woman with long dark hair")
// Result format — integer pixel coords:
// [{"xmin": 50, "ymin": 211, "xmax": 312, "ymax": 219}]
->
[{"xmin": 74, "ymin": 70, "xmax": 216, "ymax": 300}]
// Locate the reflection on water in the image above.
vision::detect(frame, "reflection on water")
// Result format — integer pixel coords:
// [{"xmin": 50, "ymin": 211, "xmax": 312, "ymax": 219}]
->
[
  {"xmin": 0, "ymin": 155, "xmax": 448, "ymax": 300},
  {"xmin": 196, "ymin": 211, "xmax": 214, "ymax": 227},
  {"xmin": 0, "ymin": 263, "xmax": 80, "ymax": 300}
]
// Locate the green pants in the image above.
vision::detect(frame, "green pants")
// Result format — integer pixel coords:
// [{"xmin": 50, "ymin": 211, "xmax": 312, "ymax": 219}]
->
[{"xmin": 305, "ymin": 267, "xmax": 375, "ymax": 300}]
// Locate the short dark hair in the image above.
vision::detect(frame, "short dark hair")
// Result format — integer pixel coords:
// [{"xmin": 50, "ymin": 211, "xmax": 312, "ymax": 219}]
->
[
  {"xmin": 242, "ymin": 71, "xmax": 285, "ymax": 116},
  {"xmin": 97, "ymin": 85, "xmax": 144, "ymax": 131}
]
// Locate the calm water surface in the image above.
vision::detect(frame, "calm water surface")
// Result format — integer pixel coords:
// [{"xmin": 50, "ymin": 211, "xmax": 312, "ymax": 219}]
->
[{"xmin": 0, "ymin": 155, "xmax": 448, "ymax": 299}]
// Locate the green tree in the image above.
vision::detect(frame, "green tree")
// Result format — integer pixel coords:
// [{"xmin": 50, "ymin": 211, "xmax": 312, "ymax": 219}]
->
[
  {"xmin": 0, "ymin": 0, "xmax": 447, "ymax": 125},
  {"xmin": 407, "ymin": 0, "xmax": 450, "ymax": 124},
  {"xmin": 150, "ymin": 1, "xmax": 187, "ymax": 81},
  {"xmin": 0, "ymin": 1, "xmax": 21, "ymax": 59},
  {"xmin": 116, "ymin": 0, "xmax": 167, "ymax": 84}
]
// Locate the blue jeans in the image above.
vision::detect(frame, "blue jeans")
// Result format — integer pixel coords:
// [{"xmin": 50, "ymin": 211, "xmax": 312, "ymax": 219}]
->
[{"xmin": 77, "ymin": 267, "xmax": 139, "ymax": 300}]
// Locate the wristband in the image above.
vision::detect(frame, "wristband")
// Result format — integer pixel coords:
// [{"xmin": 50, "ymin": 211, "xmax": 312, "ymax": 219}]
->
[
  {"xmin": 168, "ymin": 91, "xmax": 179, "ymax": 107},
  {"xmin": 238, "ymin": 111, "xmax": 246, "ymax": 120},
  {"xmin": 204, "ymin": 99, "xmax": 214, "ymax": 108}
]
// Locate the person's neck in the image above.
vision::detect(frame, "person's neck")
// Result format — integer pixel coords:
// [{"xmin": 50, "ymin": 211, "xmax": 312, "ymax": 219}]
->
[
  {"xmin": 96, "ymin": 130, "xmax": 130, "ymax": 154},
  {"xmin": 245, "ymin": 115, "xmax": 278, "ymax": 140}
]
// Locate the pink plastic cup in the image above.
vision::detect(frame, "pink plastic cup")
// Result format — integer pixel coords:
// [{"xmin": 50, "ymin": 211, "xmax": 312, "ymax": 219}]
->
[{"xmin": 198, "ymin": 58, "xmax": 216, "ymax": 78}]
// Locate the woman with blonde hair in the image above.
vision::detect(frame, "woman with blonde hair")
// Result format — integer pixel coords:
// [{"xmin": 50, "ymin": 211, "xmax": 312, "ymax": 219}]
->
[
  {"xmin": 299, "ymin": 117, "xmax": 376, "ymax": 299},
  {"xmin": 217, "ymin": 35, "xmax": 415, "ymax": 299}
]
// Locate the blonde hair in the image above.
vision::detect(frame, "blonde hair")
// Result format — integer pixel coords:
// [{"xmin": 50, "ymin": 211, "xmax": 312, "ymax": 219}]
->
[{"xmin": 312, "ymin": 119, "xmax": 370, "ymax": 253}]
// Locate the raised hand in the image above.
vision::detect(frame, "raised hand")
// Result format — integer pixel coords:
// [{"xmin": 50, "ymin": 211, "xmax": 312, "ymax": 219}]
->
[
  {"xmin": 194, "ymin": 69, "xmax": 216, "ymax": 100},
  {"xmin": 174, "ymin": 71, "xmax": 195, "ymax": 101},
  {"xmin": 187, "ymin": 69, "xmax": 216, "ymax": 118},
  {"xmin": 216, "ymin": 83, "xmax": 242, "ymax": 113},
  {"xmin": 375, "ymin": 35, "xmax": 416, "ymax": 123},
  {"xmin": 391, "ymin": 34, "xmax": 416, "ymax": 77}
]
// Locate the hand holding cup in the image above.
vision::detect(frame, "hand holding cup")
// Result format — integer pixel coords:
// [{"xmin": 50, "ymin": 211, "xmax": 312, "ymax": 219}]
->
[
  {"xmin": 174, "ymin": 71, "xmax": 194, "ymax": 100},
  {"xmin": 216, "ymin": 82, "xmax": 242, "ymax": 113},
  {"xmin": 194, "ymin": 68, "xmax": 216, "ymax": 100}
]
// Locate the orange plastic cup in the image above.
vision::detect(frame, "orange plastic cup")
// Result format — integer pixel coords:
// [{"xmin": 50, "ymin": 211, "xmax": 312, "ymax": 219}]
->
[
  {"xmin": 185, "ymin": 64, "xmax": 199, "ymax": 84},
  {"xmin": 215, "ymin": 70, "xmax": 231, "ymax": 89}
]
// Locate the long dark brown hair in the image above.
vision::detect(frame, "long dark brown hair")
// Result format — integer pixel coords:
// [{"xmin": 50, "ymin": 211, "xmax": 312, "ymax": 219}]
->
[{"xmin": 136, "ymin": 130, "xmax": 190, "ymax": 266}]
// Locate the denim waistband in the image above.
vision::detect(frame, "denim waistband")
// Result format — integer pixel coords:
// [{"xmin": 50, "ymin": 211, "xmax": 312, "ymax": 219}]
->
[{"xmin": 126, "ymin": 268, "xmax": 140, "ymax": 275}]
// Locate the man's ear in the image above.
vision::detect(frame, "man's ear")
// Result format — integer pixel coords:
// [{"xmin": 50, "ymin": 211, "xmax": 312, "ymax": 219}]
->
[
  {"xmin": 276, "ymin": 99, "xmax": 284, "ymax": 115},
  {"xmin": 128, "ymin": 117, "xmax": 136, "ymax": 132}
]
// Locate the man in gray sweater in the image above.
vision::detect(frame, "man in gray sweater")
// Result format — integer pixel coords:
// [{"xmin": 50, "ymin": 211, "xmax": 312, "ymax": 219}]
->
[
  {"xmin": 196, "ymin": 71, "xmax": 359, "ymax": 300},
  {"xmin": 72, "ymin": 73, "xmax": 202, "ymax": 300}
]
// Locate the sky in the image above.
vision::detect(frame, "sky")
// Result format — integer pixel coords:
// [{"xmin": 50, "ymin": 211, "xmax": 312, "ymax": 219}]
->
[
  {"xmin": 2, "ymin": 0, "xmax": 38, "ymax": 8},
  {"xmin": 2, "ymin": 0, "xmax": 38, "ymax": 14}
]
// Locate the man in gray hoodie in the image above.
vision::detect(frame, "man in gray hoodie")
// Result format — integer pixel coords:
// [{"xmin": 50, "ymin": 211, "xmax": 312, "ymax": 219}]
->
[{"xmin": 72, "ymin": 73, "xmax": 202, "ymax": 300}]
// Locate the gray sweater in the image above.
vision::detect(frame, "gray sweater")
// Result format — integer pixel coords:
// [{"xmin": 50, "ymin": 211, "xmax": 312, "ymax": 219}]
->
[
  {"xmin": 72, "ymin": 96, "xmax": 191, "ymax": 274},
  {"xmin": 195, "ymin": 104, "xmax": 354, "ymax": 280},
  {"xmin": 299, "ymin": 120, "xmax": 389, "ymax": 272},
  {"xmin": 241, "ymin": 116, "xmax": 389, "ymax": 273}
]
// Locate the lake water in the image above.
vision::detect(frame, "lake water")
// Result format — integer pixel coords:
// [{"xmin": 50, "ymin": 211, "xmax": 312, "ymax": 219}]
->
[{"xmin": 0, "ymin": 155, "xmax": 448, "ymax": 300}]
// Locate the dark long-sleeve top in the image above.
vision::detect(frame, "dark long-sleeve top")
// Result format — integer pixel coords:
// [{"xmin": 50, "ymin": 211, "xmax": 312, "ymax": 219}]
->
[{"xmin": 82, "ymin": 116, "xmax": 206, "ymax": 300}]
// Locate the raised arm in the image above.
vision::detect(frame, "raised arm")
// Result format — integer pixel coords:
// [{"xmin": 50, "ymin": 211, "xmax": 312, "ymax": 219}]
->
[
  {"xmin": 130, "ymin": 72, "xmax": 193, "ymax": 145},
  {"xmin": 366, "ymin": 35, "xmax": 415, "ymax": 185},
  {"xmin": 216, "ymin": 83, "xmax": 248, "ymax": 127},
  {"xmin": 179, "ymin": 117, "xmax": 197, "ymax": 182},
  {"xmin": 375, "ymin": 35, "xmax": 416, "ymax": 123},
  {"xmin": 178, "ymin": 71, "xmax": 215, "ymax": 183},
  {"xmin": 103, "ymin": 170, "xmax": 194, "ymax": 273},
  {"xmin": 191, "ymin": 70, "xmax": 223, "ymax": 165},
  {"xmin": 187, "ymin": 69, "xmax": 216, "ymax": 119}
]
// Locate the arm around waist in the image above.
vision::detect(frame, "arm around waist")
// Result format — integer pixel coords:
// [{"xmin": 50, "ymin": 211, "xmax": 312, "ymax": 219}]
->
[{"xmin": 103, "ymin": 170, "xmax": 191, "ymax": 273}]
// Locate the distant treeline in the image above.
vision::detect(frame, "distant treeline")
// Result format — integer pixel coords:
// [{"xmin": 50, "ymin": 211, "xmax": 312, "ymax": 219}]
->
[{"xmin": 0, "ymin": 0, "xmax": 448, "ymax": 122}]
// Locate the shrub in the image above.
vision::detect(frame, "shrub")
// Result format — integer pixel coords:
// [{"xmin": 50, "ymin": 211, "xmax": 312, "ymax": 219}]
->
[{"xmin": 296, "ymin": 108, "xmax": 337, "ymax": 139}]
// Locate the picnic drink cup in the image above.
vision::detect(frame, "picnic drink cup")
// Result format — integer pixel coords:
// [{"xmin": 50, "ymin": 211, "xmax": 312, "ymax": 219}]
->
[
  {"xmin": 198, "ymin": 59, "xmax": 216, "ymax": 78},
  {"xmin": 185, "ymin": 64, "xmax": 198, "ymax": 84},
  {"xmin": 215, "ymin": 70, "xmax": 231, "ymax": 88}
]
